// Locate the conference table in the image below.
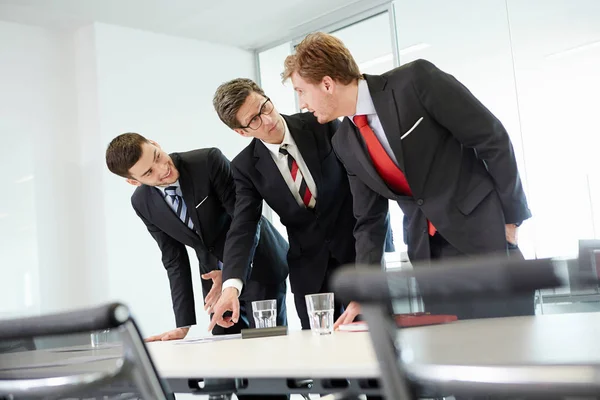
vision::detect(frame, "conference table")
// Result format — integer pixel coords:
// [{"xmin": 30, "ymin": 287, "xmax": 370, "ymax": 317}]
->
[
  {"xmin": 149, "ymin": 312, "xmax": 600, "ymax": 397},
  {"xmin": 2, "ymin": 313, "xmax": 600, "ymax": 398}
]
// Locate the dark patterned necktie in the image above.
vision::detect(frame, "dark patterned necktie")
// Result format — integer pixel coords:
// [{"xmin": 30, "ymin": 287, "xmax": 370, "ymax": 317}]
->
[{"xmin": 164, "ymin": 186, "xmax": 195, "ymax": 230}]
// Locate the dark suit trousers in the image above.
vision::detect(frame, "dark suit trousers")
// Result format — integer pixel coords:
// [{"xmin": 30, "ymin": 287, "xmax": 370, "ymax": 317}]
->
[
  {"xmin": 294, "ymin": 255, "xmax": 345, "ymax": 330},
  {"xmin": 421, "ymin": 232, "xmax": 535, "ymax": 320}
]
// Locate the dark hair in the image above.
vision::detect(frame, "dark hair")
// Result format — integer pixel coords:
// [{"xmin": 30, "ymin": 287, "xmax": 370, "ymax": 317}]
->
[
  {"xmin": 213, "ymin": 78, "xmax": 266, "ymax": 129},
  {"xmin": 105, "ymin": 132, "xmax": 149, "ymax": 178}
]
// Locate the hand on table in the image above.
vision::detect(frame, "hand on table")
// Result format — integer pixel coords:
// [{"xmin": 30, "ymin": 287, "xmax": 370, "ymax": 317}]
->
[
  {"xmin": 202, "ymin": 270, "xmax": 223, "ymax": 314},
  {"xmin": 333, "ymin": 301, "xmax": 361, "ymax": 330},
  {"xmin": 208, "ymin": 287, "xmax": 240, "ymax": 331},
  {"xmin": 145, "ymin": 327, "xmax": 189, "ymax": 342}
]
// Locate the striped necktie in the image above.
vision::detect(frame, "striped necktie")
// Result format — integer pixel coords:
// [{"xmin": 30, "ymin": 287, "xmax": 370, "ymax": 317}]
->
[
  {"xmin": 164, "ymin": 186, "xmax": 195, "ymax": 231},
  {"xmin": 279, "ymin": 145, "xmax": 316, "ymax": 208}
]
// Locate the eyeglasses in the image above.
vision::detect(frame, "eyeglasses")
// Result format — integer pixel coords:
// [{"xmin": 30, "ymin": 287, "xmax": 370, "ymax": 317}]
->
[{"xmin": 240, "ymin": 97, "xmax": 274, "ymax": 130}]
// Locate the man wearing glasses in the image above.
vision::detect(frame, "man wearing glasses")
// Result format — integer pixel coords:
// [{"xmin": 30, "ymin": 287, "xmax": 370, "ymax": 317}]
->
[{"xmin": 209, "ymin": 78, "xmax": 358, "ymax": 330}]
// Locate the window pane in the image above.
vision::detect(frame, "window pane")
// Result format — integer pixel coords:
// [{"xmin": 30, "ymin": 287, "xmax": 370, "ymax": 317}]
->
[
  {"xmin": 332, "ymin": 12, "xmax": 395, "ymax": 75},
  {"xmin": 507, "ymin": 0, "xmax": 600, "ymax": 258}
]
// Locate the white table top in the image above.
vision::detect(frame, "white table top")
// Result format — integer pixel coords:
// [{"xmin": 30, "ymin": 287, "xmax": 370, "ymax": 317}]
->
[
  {"xmin": 399, "ymin": 312, "xmax": 600, "ymax": 366},
  {"xmin": 398, "ymin": 312, "xmax": 600, "ymax": 393},
  {"xmin": 147, "ymin": 312, "xmax": 600, "ymax": 391},
  {"xmin": 147, "ymin": 330, "xmax": 379, "ymax": 379}
]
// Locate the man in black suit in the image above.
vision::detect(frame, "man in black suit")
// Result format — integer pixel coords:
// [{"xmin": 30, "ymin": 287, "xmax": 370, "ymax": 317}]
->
[
  {"xmin": 105, "ymin": 134, "xmax": 289, "ymax": 341},
  {"xmin": 283, "ymin": 32, "xmax": 533, "ymax": 323},
  {"xmin": 209, "ymin": 78, "xmax": 357, "ymax": 331}
]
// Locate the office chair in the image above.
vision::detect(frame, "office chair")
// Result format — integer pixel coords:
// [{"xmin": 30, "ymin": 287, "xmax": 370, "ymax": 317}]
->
[
  {"xmin": 333, "ymin": 255, "xmax": 564, "ymax": 399},
  {"xmin": 0, "ymin": 302, "xmax": 174, "ymax": 400}
]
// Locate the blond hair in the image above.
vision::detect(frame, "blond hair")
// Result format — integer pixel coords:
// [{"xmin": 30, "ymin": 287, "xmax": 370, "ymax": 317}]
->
[{"xmin": 282, "ymin": 32, "xmax": 362, "ymax": 85}]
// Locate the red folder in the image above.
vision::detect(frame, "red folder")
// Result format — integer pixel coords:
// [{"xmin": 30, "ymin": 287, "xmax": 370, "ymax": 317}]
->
[
  {"xmin": 338, "ymin": 312, "xmax": 457, "ymax": 332},
  {"xmin": 394, "ymin": 312, "xmax": 457, "ymax": 327}
]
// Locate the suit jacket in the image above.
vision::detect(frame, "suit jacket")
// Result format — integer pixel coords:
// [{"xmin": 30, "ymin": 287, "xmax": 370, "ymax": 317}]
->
[
  {"xmin": 132, "ymin": 148, "xmax": 288, "ymax": 327},
  {"xmin": 223, "ymin": 113, "xmax": 356, "ymax": 295},
  {"xmin": 332, "ymin": 59, "xmax": 531, "ymax": 265}
]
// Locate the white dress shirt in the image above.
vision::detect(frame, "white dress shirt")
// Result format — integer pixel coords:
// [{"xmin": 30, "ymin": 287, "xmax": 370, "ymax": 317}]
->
[
  {"xmin": 222, "ymin": 117, "xmax": 318, "ymax": 296},
  {"xmin": 262, "ymin": 117, "xmax": 318, "ymax": 206},
  {"xmin": 155, "ymin": 180, "xmax": 181, "ymax": 203},
  {"xmin": 350, "ymin": 78, "xmax": 400, "ymax": 167}
]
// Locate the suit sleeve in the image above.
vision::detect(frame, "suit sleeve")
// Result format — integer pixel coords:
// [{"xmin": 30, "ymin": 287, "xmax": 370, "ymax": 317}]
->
[
  {"xmin": 222, "ymin": 161, "xmax": 263, "ymax": 283},
  {"xmin": 207, "ymin": 148, "xmax": 236, "ymax": 216},
  {"xmin": 333, "ymin": 145, "xmax": 389, "ymax": 267},
  {"xmin": 411, "ymin": 59, "xmax": 531, "ymax": 224},
  {"xmin": 132, "ymin": 203, "xmax": 196, "ymax": 328}
]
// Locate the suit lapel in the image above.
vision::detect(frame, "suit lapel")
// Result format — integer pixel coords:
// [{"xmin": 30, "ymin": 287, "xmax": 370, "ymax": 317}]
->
[
  {"xmin": 253, "ymin": 139, "xmax": 300, "ymax": 208},
  {"xmin": 146, "ymin": 187, "xmax": 198, "ymax": 244},
  {"xmin": 283, "ymin": 115, "xmax": 323, "ymax": 193},
  {"xmin": 364, "ymin": 74, "xmax": 406, "ymax": 172},
  {"xmin": 341, "ymin": 118, "xmax": 398, "ymax": 198},
  {"xmin": 168, "ymin": 153, "xmax": 204, "ymax": 243}
]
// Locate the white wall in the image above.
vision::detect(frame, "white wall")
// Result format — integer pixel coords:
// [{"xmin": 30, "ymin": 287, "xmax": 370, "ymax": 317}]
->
[
  {"xmin": 0, "ymin": 21, "xmax": 41, "ymax": 318},
  {"xmin": 0, "ymin": 20, "xmax": 257, "ymax": 338},
  {"xmin": 0, "ymin": 21, "xmax": 79, "ymax": 318}
]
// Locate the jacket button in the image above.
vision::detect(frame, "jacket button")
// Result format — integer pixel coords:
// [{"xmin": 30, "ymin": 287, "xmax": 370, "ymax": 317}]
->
[
  {"xmin": 417, "ymin": 199, "xmax": 424, "ymax": 206},
  {"xmin": 208, "ymin": 246, "xmax": 215, "ymax": 252}
]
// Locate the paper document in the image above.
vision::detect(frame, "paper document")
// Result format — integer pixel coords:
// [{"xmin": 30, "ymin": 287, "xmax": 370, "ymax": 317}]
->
[
  {"xmin": 173, "ymin": 333, "xmax": 242, "ymax": 344},
  {"xmin": 338, "ymin": 322, "xmax": 368, "ymax": 332}
]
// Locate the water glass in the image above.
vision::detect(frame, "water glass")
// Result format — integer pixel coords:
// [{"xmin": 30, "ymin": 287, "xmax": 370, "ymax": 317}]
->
[
  {"xmin": 90, "ymin": 329, "xmax": 110, "ymax": 347},
  {"xmin": 252, "ymin": 299, "xmax": 277, "ymax": 328},
  {"xmin": 305, "ymin": 292, "xmax": 334, "ymax": 335}
]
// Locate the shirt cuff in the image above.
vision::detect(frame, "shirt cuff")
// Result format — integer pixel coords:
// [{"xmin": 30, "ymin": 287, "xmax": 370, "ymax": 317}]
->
[{"xmin": 222, "ymin": 278, "xmax": 243, "ymax": 297}]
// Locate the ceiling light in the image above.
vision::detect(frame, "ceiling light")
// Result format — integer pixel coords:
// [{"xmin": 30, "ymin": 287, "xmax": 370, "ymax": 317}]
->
[
  {"xmin": 399, "ymin": 43, "xmax": 431, "ymax": 56},
  {"xmin": 15, "ymin": 175, "xmax": 34, "ymax": 183},
  {"xmin": 359, "ymin": 53, "xmax": 394, "ymax": 70},
  {"xmin": 546, "ymin": 40, "xmax": 600, "ymax": 60}
]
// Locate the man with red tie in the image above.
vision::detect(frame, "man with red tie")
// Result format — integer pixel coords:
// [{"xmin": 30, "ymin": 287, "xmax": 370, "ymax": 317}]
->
[{"xmin": 283, "ymin": 32, "xmax": 533, "ymax": 325}]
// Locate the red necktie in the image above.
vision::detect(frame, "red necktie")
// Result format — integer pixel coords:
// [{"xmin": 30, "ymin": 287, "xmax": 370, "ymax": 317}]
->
[{"xmin": 353, "ymin": 114, "xmax": 436, "ymax": 236}]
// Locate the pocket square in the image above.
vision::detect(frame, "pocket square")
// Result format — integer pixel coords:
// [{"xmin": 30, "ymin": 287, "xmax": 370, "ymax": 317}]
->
[
  {"xmin": 401, "ymin": 117, "xmax": 423, "ymax": 140},
  {"xmin": 195, "ymin": 196, "xmax": 208, "ymax": 208}
]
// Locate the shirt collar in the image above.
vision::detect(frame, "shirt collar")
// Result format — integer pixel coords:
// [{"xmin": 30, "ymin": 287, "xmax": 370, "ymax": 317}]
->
[
  {"xmin": 261, "ymin": 117, "xmax": 295, "ymax": 158},
  {"xmin": 350, "ymin": 78, "xmax": 376, "ymax": 124},
  {"xmin": 155, "ymin": 180, "xmax": 180, "ymax": 195}
]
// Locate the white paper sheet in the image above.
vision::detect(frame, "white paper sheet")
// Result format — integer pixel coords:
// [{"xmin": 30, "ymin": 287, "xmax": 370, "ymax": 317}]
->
[{"xmin": 172, "ymin": 333, "xmax": 242, "ymax": 344}]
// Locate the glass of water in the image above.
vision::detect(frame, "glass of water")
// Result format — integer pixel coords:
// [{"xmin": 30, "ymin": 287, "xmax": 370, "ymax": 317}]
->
[
  {"xmin": 305, "ymin": 293, "xmax": 334, "ymax": 335},
  {"xmin": 251, "ymin": 299, "xmax": 277, "ymax": 328},
  {"xmin": 90, "ymin": 329, "xmax": 110, "ymax": 347}
]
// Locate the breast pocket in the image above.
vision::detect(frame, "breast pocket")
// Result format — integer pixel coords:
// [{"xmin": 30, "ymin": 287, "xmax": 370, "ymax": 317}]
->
[
  {"xmin": 195, "ymin": 195, "xmax": 209, "ymax": 209},
  {"xmin": 401, "ymin": 117, "xmax": 424, "ymax": 141}
]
